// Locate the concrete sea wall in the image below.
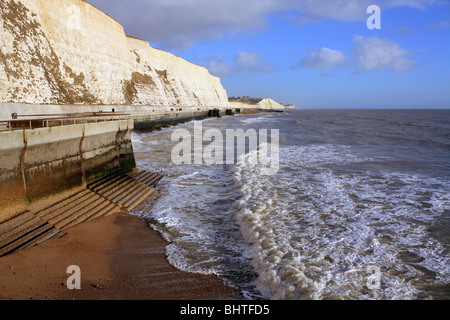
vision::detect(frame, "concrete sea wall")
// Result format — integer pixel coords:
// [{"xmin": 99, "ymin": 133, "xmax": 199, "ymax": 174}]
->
[{"xmin": 0, "ymin": 119, "xmax": 135, "ymax": 223}]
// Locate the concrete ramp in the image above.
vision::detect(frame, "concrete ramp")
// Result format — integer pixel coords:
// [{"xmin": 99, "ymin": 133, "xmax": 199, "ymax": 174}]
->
[
  {"xmin": 88, "ymin": 169, "xmax": 163, "ymax": 212},
  {"xmin": 0, "ymin": 169, "xmax": 162, "ymax": 257}
]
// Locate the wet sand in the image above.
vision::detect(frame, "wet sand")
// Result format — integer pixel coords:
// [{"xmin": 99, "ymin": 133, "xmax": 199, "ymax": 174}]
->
[{"xmin": 0, "ymin": 213, "xmax": 240, "ymax": 300}]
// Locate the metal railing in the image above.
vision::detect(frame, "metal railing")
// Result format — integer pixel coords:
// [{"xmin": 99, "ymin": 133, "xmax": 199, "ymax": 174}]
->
[
  {"xmin": 1, "ymin": 112, "xmax": 131, "ymax": 131},
  {"xmin": 0, "ymin": 108, "xmax": 219, "ymax": 132}
]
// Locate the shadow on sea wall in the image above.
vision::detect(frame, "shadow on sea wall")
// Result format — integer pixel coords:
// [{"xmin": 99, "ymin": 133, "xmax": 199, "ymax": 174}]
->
[{"xmin": 0, "ymin": 119, "xmax": 135, "ymax": 223}]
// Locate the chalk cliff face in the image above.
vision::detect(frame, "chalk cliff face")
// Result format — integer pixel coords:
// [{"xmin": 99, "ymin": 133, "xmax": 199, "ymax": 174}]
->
[{"xmin": 0, "ymin": 0, "xmax": 229, "ymax": 107}]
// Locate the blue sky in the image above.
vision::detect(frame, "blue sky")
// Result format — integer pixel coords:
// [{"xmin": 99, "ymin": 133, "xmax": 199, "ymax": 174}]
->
[{"xmin": 88, "ymin": 0, "xmax": 450, "ymax": 109}]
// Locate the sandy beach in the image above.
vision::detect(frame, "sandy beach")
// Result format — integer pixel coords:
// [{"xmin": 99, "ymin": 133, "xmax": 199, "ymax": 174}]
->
[{"xmin": 0, "ymin": 213, "xmax": 240, "ymax": 300}]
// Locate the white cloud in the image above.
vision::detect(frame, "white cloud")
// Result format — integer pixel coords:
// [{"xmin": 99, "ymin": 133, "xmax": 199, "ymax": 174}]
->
[
  {"xmin": 385, "ymin": 0, "xmax": 437, "ymax": 10},
  {"xmin": 298, "ymin": 48, "xmax": 346, "ymax": 70},
  {"xmin": 203, "ymin": 55, "xmax": 232, "ymax": 76},
  {"xmin": 233, "ymin": 52, "xmax": 277, "ymax": 74},
  {"xmin": 87, "ymin": 0, "xmax": 438, "ymax": 50},
  {"xmin": 88, "ymin": 0, "xmax": 279, "ymax": 49},
  {"xmin": 426, "ymin": 21, "xmax": 450, "ymax": 30},
  {"xmin": 292, "ymin": 0, "xmax": 437, "ymax": 22},
  {"xmin": 201, "ymin": 52, "xmax": 277, "ymax": 76},
  {"xmin": 352, "ymin": 35, "xmax": 417, "ymax": 72},
  {"xmin": 292, "ymin": 0, "xmax": 373, "ymax": 22}
]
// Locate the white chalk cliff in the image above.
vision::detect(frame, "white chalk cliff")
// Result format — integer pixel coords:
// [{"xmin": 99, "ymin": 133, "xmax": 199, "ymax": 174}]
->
[
  {"xmin": 0, "ymin": 0, "xmax": 229, "ymax": 107},
  {"xmin": 229, "ymin": 97, "xmax": 294, "ymax": 110}
]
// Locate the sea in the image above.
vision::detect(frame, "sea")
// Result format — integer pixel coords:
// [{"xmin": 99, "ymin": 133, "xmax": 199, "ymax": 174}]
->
[{"xmin": 131, "ymin": 109, "xmax": 450, "ymax": 300}]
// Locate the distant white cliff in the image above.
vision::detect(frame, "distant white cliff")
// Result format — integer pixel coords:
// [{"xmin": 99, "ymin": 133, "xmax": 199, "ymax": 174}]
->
[{"xmin": 229, "ymin": 97, "xmax": 295, "ymax": 110}]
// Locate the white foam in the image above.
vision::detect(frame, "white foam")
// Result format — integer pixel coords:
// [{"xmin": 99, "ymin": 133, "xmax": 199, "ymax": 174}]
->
[
  {"xmin": 135, "ymin": 148, "xmax": 260, "ymax": 295},
  {"xmin": 240, "ymin": 114, "xmax": 274, "ymax": 126},
  {"xmin": 132, "ymin": 112, "xmax": 449, "ymax": 300},
  {"xmin": 233, "ymin": 144, "xmax": 450, "ymax": 300}
]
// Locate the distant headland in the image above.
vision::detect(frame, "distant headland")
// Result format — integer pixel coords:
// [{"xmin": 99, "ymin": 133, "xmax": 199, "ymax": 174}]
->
[{"xmin": 229, "ymin": 96, "xmax": 294, "ymax": 110}]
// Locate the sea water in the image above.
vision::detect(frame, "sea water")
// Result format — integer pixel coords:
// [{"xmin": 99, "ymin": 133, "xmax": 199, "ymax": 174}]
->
[{"xmin": 132, "ymin": 109, "xmax": 450, "ymax": 300}]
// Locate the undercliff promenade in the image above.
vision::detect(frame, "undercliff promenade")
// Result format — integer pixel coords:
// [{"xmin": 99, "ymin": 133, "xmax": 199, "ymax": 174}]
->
[{"xmin": 0, "ymin": 105, "xmax": 235, "ymax": 132}]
